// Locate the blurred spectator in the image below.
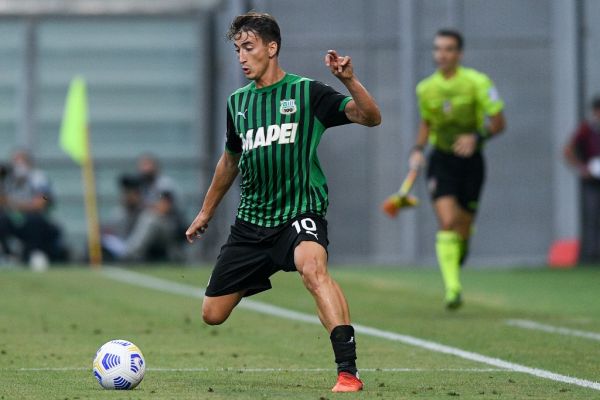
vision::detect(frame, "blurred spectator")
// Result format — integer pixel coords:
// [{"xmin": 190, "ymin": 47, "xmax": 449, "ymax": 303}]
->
[
  {"xmin": 101, "ymin": 173, "xmax": 144, "ymax": 257},
  {"xmin": 564, "ymin": 96, "xmax": 600, "ymax": 264},
  {"xmin": 0, "ymin": 150, "xmax": 67, "ymax": 266},
  {"xmin": 102, "ymin": 154, "xmax": 185, "ymax": 263},
  {"xmin": 0, "ymin": 161, "xmax": 12, "ymax": 257}
]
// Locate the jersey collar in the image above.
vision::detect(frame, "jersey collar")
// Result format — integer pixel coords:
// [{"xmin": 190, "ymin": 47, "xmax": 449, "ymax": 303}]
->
[
  {"xmin": 435, "ymin": 65, "xmax": 464, "ymax": 82},
  {"xmin": 251, "ymin": 73, "xmax": 294, "ymax": 93}
]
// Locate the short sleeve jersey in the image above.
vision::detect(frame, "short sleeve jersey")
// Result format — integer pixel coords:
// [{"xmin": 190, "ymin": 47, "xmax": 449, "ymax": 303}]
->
[
  {"xmin": 416, "ymin": 66, "xmax": 504, "ymax": 152},
  {"xmin": 225, "ymin": 73, "xmax": 352, "ymax": 227}
]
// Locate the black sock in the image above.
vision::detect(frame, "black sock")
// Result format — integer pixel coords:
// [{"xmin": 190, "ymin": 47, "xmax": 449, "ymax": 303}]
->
[
  {"xmin": 330, "ymin": 325, "xmax": 357, "ymax": 376},
  {"xmin": 459, "ymin": 238, "xmax": 470, "ymax": 267}
]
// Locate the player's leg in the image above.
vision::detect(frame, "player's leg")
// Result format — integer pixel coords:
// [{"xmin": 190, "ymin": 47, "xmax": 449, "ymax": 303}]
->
[
  {"xmin": 454, "ymin": 208, "xmax": 475, "ymax": 266},
  {"xmin": 294, "ymin": 241, "xmax": 362, "ymax": 392},
  {"xmin": 456, "ymin": 152, "xmax": 485, "ymax": 267},
  {"xmin": 435, "ymin": 200, "xmax": 473, "ymax": 268},
  {"xmin": 201, "ymin": 220, "xmax": 272, "ymax": 325},
  {"xmin": 427, "ymin": 150, "xmax": 464, "ymax": 307},
  {"xmin": 202, "ymin": 291, "xmax": 245, "ymax": 325},
  {"xmin": 295, "ymin": 241, "xmax": 349, "ymax": 330},
  {"xmin": 433, "ymin": 196, "xmax": 464, "ymax": 307},
  {"xmin": 579, "ymin": 180, "xmax": 600, "ymax": 262}
]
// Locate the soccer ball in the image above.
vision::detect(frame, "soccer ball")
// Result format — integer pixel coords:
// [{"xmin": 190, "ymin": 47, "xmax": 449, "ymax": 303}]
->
[{"xmin": 92, "ymin": 339, "xmax": 145, "ymax": 390}]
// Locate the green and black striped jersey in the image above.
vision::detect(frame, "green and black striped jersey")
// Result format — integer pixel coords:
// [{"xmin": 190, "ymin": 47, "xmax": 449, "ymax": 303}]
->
[{"xmin": 225, "ymin": 73, "xmax": 352, "ymax": 227}]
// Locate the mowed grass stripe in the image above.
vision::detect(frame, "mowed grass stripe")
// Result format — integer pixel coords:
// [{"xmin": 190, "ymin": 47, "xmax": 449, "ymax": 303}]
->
[{"xmin": 102, "ymin": 267, "xmax": 600, "ymax": 392}]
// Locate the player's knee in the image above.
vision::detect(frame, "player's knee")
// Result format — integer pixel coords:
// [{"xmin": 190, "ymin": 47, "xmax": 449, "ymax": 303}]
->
[
  {"xmin": 202, "ymin": 311, "xmax": 227, "ymax": 326},
  {"xmin": 201, "ymin": 305, "xmax": 228, "ymax": 326}
]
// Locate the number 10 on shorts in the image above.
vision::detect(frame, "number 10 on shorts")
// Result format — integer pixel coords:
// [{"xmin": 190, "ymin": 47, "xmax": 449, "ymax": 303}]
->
[{"xmin": 292, "ymin": 218, "xmax": 318, "ymax": 238}]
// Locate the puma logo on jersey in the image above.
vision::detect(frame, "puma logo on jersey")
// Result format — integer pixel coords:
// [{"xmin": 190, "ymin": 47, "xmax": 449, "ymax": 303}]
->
[
  {"xmin": 241, "ymin": 123, "xmax": 298, "ymax": 151},
  {"xmin": 280, "ymin": 99, "xmax": 297, "ymax": 115},
  {"xmin": 237, "ymin": 109, "xmax": 248, "ymax": 120}
]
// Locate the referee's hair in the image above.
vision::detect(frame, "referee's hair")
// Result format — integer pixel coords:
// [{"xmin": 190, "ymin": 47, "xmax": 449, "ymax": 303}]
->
[
  {"xmin": 227, "ymin": 12, "xmax": 282, "ymax": 56},
  {"xmin": 436, "ymin": 29, "xmax": 464, "ymax": 51}
]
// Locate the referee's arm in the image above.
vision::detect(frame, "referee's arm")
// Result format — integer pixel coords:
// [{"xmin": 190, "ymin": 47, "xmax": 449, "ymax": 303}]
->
[
  {"xmin": 487, "ymin": 111, "xmax": 506, "ymax": 137},
  {"xmin": 409, "ymin": 119, "xmax": 430, "ymax": 170},
  {"xmin": 186, "ymin": 151, "xmax": 240, "ymax": 243}
]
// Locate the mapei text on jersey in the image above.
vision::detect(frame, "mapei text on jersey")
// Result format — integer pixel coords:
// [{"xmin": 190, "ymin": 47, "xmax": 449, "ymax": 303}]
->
[{"xmin": 241, "ymin": 123, "xmax": 299, "ymax": 151}]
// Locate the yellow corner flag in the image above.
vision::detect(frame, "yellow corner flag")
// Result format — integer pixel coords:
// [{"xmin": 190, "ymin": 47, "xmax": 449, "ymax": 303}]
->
[
  {"xmin": 60, "ymin": 76, "xmax": 89, "ymax": 165},
  {"xmin": 60, "ymin": 75, "xmax": 102, "ymax": 267}
]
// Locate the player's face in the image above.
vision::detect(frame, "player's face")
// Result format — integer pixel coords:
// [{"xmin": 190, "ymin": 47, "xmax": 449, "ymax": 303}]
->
[
  {"xmin": 433, "ymin": 36, "xmax": 462, "ymax": 72},
  {"xmin": 233, "ymin": 31, "xmax": 273, "ymax": 81}
]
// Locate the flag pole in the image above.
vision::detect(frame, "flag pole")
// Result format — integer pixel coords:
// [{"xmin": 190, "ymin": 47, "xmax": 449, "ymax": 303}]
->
[
  {"xmin": 83, "ymin": 126, "xmax": 102, "ymax": 267},
  {"xmin": 60, "ymin": 76, "xmax": 102, "ymax": 268}
]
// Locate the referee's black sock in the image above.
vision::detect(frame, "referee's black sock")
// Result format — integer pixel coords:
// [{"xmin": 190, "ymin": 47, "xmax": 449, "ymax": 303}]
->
[
  {"xmin": 459, "ymin": 238, "xmax": 470, "ymax": 267},
  {"xmin": 330, "ymin": 325, "xmax": 358, "ymax": 376}
]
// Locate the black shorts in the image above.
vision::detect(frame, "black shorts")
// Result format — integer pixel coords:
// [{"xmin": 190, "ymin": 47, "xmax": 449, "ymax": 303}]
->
[
  {"xmin": 426, "ymin": 149, "xmax": 485, "ymax": 213},
  {"xmin": 205, "ymin": 213, "xmax": 329, "ymax": 298}
]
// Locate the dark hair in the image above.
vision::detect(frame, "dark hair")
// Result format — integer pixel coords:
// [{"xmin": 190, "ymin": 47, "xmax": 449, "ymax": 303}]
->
[
  {"xmin": 592, "ymin": 96, "xmax": 600, "ymax": 110},
  {"xmin": 435, "ymin": 29, "xmax": 464, "ymax": 51},
  {"xmin": 119, "ymin": 173, "xmax": 142, "ymax": 190},
  {"xmin": 227, "ymin": 12, "xmax": 281, "ymax": 56}
]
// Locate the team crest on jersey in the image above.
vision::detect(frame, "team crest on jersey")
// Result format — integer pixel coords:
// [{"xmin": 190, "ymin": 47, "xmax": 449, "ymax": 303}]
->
[
  {"xmin": 442, "ymin": 100, "xmax": 452, "ymax": 114},
  {"xmin": 280, "ymin": 99, "xmax": 297, "ymax": 115}
]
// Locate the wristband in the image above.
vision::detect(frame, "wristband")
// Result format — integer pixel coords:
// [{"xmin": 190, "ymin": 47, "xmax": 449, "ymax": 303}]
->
[
  {"xmin": 475, "ymin": 129, "xmax": 492, "ymax": 145},
  {"xmin": 412, "ymin": 144, "xmax": 425, "ymax": 153}
]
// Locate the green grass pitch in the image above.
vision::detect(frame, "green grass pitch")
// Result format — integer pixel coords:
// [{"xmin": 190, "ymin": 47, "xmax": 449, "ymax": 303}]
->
[{"xmin": 0, "ymin": 265, "xmax": 599, "ymax": 399}]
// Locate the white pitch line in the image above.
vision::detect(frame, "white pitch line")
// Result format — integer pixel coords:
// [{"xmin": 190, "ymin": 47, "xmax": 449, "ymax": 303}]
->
[
  {"xmin": 12, "ymin": 367, "xmax": 505, "ymax": 373},
  {"xmin": 102, "ymin": 268, "xmax": 600, "ymax": 391},
  {"xmin": 506, "ymin": 319, "xmax": 600, "ymax": 342}
]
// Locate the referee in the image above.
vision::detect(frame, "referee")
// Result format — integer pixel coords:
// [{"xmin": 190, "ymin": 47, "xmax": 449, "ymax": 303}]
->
[
  {"xmin": 186, "ymin": 12, "xmax": 380, "ymax": 392},
  {"xmin": 409, "ymin": 29, "xmax": 506, "ymax": 309}
]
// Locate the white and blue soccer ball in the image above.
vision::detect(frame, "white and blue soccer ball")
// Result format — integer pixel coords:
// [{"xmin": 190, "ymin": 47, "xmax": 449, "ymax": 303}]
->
[{"xmin": 92, "ymin": 339, "xmax": 145, "ymax": 390}]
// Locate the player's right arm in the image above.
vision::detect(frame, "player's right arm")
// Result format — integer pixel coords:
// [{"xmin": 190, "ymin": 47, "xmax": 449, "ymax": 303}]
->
[
  {"xmin": 186, "ymin": 151, "xmax": 240, "ymax": 243},
  {"xmin": 186, "ymin": 105, "xmax": 242, "ymax": 243},
  {"xmin": 409, "ymin": 119, "xmax": 430, "ymax": 170}
]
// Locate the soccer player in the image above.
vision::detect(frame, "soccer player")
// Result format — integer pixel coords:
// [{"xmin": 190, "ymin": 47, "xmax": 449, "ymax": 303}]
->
[
  {"xmin": 185, "ymin": 12, "xmax": 380, "ymax": 392},
  {"xmin": 409, "ymin": 29, "xmax": 506, "ymax": 309}
]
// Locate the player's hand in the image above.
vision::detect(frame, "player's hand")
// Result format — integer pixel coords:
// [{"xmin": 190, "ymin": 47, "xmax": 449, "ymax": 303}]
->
[
  {"xmin": 325, "ymin": 50, "xmax": 354, "ymax": 81},
  {"xmin": 408, "ymin": 149, "xmax": 425, "ymax": 171},
  {"xmin": 453, "ymin": 134, "xmax": 478, "ymax": 158},
  {"xmin": 185, "ymin": 212, "xmax": 210, "ymax": 243}
]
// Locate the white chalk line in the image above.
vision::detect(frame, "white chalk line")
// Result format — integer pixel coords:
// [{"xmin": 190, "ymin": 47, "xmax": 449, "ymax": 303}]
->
[
  {"xmin": 11, "ymin": 367, "xmax": 506, "ymax": 373},
  {"xmin": 101, "ymin": 267, "xmax": 600, "ymax": 391},
  {"xmin": 506, "ymin": 319, "xmax": 600, "ymax": 342}
]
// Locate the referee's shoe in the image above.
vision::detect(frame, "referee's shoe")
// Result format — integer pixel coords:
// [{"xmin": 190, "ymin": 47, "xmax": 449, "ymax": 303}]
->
[{"xmin": 332, "ymin": 372, "xmax": 363, "ymax": 392}]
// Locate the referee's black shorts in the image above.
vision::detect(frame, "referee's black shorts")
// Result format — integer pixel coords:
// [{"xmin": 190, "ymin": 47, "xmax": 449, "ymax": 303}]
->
[
  {"xmin": 205, "ymin": 213, "xmax": 329, "ymax": 298},
  {"xmin": 426, "ymin": 149, "xmax": 485, "ymax": 214}
]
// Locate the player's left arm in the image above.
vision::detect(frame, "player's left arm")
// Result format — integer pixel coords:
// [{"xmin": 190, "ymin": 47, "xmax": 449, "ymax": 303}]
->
[
  {"xmin": 453, "ymin": 75, "xmax": 506, "ymax": 157},
  {"xmin": 487, "ymin": 111, "xmax": 506, "ymax": 137},
  {"xmin": 476, "ymin": 74, "xmax": 506, "ymax": 139},
  {"xmin": 325, "ymin": 50, "xmax": 381, "ymax": 127}
]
